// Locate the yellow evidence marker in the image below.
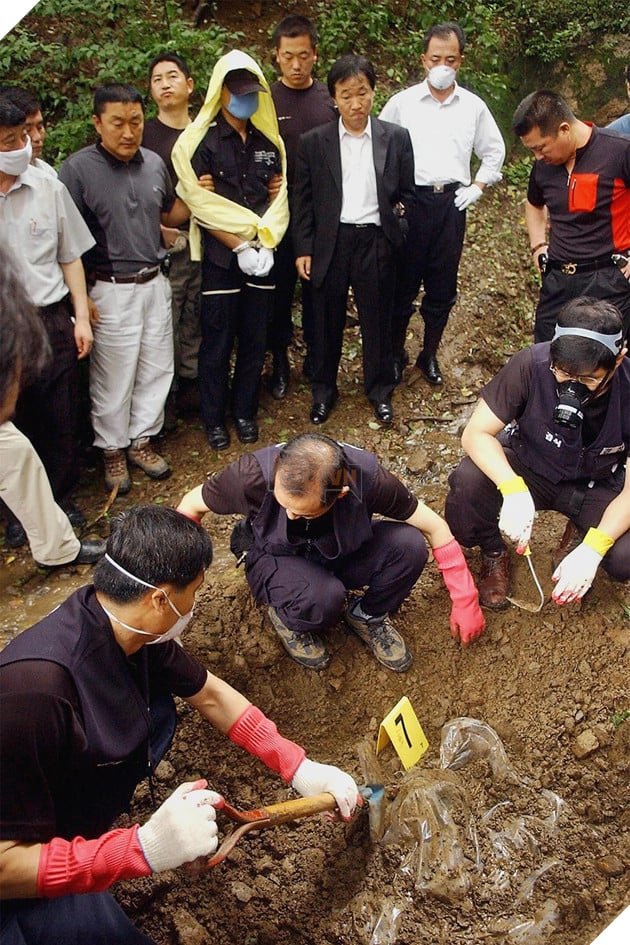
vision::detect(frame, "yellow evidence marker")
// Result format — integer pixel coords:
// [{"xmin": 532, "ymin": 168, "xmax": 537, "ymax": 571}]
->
[{"xmin": 376, "ymin": 695, "xmax": 429, "ymax": 770}]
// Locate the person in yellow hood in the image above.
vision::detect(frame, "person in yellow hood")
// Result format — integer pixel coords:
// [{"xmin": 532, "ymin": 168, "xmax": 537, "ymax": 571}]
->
[{"xmin": 172, "ymin": 51, "xmax": 289, "ymax": 451}]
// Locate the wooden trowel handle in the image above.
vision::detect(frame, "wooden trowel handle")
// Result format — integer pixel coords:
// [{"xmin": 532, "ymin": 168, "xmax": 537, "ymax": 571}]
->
[{"xmin": 263, "ymin": 792, "xmax": 337, "ymax": 826}]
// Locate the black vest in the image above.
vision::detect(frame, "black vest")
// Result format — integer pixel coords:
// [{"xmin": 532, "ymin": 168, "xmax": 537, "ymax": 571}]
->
[
  {"xmin": 247, "ymin": 443, "xmax": 380, "ymax": 566},
  {"xmin": 506, "ymin": 343, "xmax": 630, "ymax": 483},
  {"xmin": 1, "ymin": 588, "xmax": 159, "ymax": 838}
]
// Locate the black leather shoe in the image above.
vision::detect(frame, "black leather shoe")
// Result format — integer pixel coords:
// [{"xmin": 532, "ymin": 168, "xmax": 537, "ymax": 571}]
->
[
  {"xmin": 5, "ymin": 521, "xmax": 27, "ymax": 548},
  {"xmin": 270, "ymin": 349, "xmax": 290, "ymax": 400},
  {"xmin": 416, "ymin": 351, "xmax": 443, "ymax": 385},
  {"xmin": 234, "ymin": 418, "xmax": 259, "ymax": 444},
  {"xmin": 373, "ymin": 401, "xmax": 394, "ymax": 424},
  {"xmin": 36, "ymin": 538, "xmax": 107, "ymax": 569},
  {"xmin": 310, "ymin": 402, "xmax": 331, "ymax": 424},
  {"xmin": 207, "ymin": 425, "xmax": 230, "ymax": 451}
]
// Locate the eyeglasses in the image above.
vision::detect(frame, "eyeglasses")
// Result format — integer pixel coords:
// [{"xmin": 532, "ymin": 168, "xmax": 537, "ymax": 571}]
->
[{"xmin": 549, "ymin": 364, "xmax": 608, "ymax": 391}]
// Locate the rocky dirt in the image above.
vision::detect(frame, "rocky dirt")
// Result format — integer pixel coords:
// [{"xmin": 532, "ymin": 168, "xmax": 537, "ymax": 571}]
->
[{"xmin": 2, "ymin": 181, "xmax": 629, "ymax": 944}]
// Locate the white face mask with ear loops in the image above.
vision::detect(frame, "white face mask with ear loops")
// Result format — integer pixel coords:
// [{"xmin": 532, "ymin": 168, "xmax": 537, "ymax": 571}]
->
[
  {"xmin": 101, "ymin": 554, "xmax": 194, "ymax": 644},
  {"xmin": 427, "ymin": 65, "xmax": 456, "ymax": 91},
  {"xmin": 0, "ymin": 136, "xmax": 32, "ymax": 175}
]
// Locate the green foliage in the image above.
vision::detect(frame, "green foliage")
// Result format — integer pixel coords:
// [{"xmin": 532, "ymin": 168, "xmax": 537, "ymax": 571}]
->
[
  {"xmin": 1, "ymin": 0, "xmax": 241, "ymax": 163},
  {"xmin": 611, "ymin": 709, "xmax": 630, "ymax": 729}
]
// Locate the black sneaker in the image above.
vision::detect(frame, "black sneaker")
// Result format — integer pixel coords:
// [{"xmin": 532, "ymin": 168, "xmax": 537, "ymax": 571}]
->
[
  {"xmin": 267, "ymin": 607, "xmax": 330, "ymax": 669},
  {"xmin": 5, "ymin": 521, "xmax": 27, "ymax": 548},
  {"xmin": 343, "ymin": 596, "xmax": 412, "ymax": 672}
]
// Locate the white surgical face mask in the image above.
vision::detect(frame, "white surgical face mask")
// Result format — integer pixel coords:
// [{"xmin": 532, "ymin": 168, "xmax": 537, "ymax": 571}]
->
[
  {"xmin": 102, "ymin": 554, "xmax": 194, "ymax": 644},
  {"xmin": 0, "ymin": 135, "xmax": 33, "ymax": 176},
  {"xmin": 427, "ymin": 65, "xmax": 456, "ymax": 91}
]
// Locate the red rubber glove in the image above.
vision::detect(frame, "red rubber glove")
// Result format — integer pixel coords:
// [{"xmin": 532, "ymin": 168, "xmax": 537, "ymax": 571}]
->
[{"xmin": 433, "ymin": 538, "xmax": 486, "ymax": 644}]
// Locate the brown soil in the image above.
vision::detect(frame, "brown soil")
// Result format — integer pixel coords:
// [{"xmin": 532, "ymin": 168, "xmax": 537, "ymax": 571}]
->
[
  {"xmin": 1, "ymin": 6, "xmax": 629, "ymax": 936},
  {"xmin": 4, "ymin": 184, "xmax": 627, "ymax": 944}
]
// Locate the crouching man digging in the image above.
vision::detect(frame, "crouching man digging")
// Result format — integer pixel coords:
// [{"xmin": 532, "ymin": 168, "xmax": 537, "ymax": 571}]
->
[
  {"xmin": 177, "ymin": 433, "xmax": 485, "ymax": 671},
  {"xmin": 444, "ymin": 297, "xmax": 630, "ymax": 608},
  {"xmin": 0, "ymin": 505, "xmax": 359, "ymax": 945}
]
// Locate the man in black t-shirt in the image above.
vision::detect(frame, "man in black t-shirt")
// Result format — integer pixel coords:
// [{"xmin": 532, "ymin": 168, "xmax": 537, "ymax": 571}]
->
[
  {"xmin": 267, "ymin": 15, "xmax": 337, "ymax": 396},
  {"xmin": 0, "ymin": 505, "xmax": 359, "ymax": 945},
  {"xmin": 178, "ymin": 432, "xmax": 485, "ymax": 672},
  {"xmin": 142, "ymin": 53, "xmax": 201, "ymax": 429},
  {"xmin": 445, "ymin": 297, "xmax": 630, "ymax": 610}
]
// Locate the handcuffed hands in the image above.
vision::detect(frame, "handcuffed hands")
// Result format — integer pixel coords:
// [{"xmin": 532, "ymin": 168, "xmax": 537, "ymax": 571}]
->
[
  {"xmin": 454, "ymin": 183, "xmax": 483, "ymax": 211},
  {"xmin": 291, "ymin": 758, "xmax": 359, "ymax": 821},
  {"xmin": 498, "ymin": 477, "xmax": 535, "ymax": 553},
  {"xmin": 137, "ymin": 780, "xmax": 221, "ymax": 872},
  {"xmin": 234, "ymin": 245, "xmax": 260, "ymax": 276},
  {"xmin": 255, "ymin": 247, "xmax": 275, "ymax": 277}
]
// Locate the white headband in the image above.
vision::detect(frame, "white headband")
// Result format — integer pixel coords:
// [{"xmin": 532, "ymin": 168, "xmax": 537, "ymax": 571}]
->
[{"xmin": 552, "ymin": 325, "xmax": 623, "ymax": 355}]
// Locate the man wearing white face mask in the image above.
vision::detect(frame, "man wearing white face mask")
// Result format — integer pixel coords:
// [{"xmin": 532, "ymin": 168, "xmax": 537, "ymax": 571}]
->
[
  {"xmin": 0, "ymin": 98, "xmax": 95, "ymax": 546},
  {"xmin": 0, "ymin": 504, "xmax": 359, "ymax": 945},
  {"xmin": 380, "ymin": 21, "xmax": 505, "ymax": 386},
  {"xmin": 172, "ymin": 51, "xmax": 289, "ymax": 452}
]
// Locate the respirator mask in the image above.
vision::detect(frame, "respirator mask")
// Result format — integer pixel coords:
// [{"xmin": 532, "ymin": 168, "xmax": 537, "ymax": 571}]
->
[{"xmin": 552, "ymin": 379, "xmax": 590, "ymax": 429}]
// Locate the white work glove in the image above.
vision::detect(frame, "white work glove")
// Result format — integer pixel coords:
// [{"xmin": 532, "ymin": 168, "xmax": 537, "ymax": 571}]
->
[
  {"xmin": 254, "ymin": 247, "xmax": 275, "ymax": 277},
  {"xmin": 137, "ymin": 780, "xmax": 221, "ymax": 872},
  {"xmin": 233, "ymin": 242, "xmax": 260, "ymax": 276},
  {"xmin": 497, "ymin": 476, "xmax": 535, "ymax": 553},
  {"xmin": 454, "ymin": 183, "xmax": 483, "ymax": 211},
  {"xmin": 552, "ymin": 537, "xmax": 606, "ymax": 604},
  {"xmin": 291, "ymin": 758, "xmax": 359, "ymax": 821}
]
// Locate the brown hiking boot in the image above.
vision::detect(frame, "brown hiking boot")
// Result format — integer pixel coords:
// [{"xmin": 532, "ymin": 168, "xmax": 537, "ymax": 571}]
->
[
  {"xmin": 551, "ymin": 520, "xmax": 584, "ymax": 572},
  {"xmin": 478, "ymin": 549, "xmax": 511, "ymax": 609},
  {"xmin": 103, "ymin": 449, "xmax": 131, "ymax": 494},
  {"xmin": 127, "ymin": 437, "xmax": 171, "ymax": 480}
]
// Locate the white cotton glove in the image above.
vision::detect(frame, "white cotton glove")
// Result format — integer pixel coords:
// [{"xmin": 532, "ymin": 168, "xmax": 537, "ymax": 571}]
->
[
  {"xmin": 254, "ymin": 247, "xmax": 275, "ymax": 277},
  {"xmin": 137, "ymin": 780, "xmax": 221, "ymax": 872},
  {"xmin": 291, "ymin": 758, "xmax": 359, "ymax": 821},
  {"xmin": 454, "ymin": 183, "xmax": 483, "ymax": 211},
  {"xmin": 552, "ymin": 541, "xmax": 604, "ymax": 604},
  {"xmin": 497, "ymin": 476, "xmax": 535, "ymax": 553},
  {"xmin": 233, "ymin": 242, "xmax": 260, "ymax": 276}
]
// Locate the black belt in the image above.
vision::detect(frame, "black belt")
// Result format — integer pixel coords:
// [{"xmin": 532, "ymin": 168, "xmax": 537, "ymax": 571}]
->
[
  {"xmin": 415, "ymin": 182, "xmax": 459, "ymax": 194},
  {"xmin": 94, "ymin": 266, "xmax": 160, "ymax": 285},
  {"xmin": 546, "ymin": 255, "xmax": 616, "ymax": 275},
  {"xmin": 339, "ymin": 222, "xmax": 380, "ymax": 229}
]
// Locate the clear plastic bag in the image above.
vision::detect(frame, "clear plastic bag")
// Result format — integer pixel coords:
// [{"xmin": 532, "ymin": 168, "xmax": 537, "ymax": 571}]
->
[{"xmin": 439, "ymin": 717, "xmax": 522, "ymax": 783}]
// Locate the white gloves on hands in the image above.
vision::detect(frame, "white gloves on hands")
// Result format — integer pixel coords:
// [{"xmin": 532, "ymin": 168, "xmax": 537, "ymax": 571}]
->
[
  {"xmin": 291, "ymin": 758, "xmax": 359, "ymax": 821},
  {"xmin": 454, "ymin": 183, "xmax": 483, "ymax": 211},
  {"xmin": 234, "ymin": 245, "xmax": 260, "ymax": 276},
  {"xmin": 552, "ymin": 542, "xmax": 602, "ymax": 604},
  {"xmin": 137, "ymin": 780, "xmax": 221, "ymax": 872},
  {"xmin": 254, "ymin": 247, "xmax": 274, "ymax": 277},
  {"xmin": 498, "ymin": 490, "xmax": 536, "ymax": 553}
]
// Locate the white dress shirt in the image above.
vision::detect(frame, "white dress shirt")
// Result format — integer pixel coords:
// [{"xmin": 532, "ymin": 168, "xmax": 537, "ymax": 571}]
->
[
  {"xmin": 380, "ymin": 79, "xmax": 505, "ymax": 187},
  {"xmin": 338, "ymin": 117, "xmax": 381, "ymax": 225}
]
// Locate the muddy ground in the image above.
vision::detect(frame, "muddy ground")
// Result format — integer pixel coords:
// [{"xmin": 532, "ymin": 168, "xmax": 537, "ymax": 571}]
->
[{"xmin": 2, "ymin": 177, "xmax": 628, "ymax": 944}]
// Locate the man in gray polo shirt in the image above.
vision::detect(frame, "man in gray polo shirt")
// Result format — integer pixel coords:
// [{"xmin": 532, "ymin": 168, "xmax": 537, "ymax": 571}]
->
[{"xmin": 59, "ymin": 83, "xmax": 189, "ymax": 494}]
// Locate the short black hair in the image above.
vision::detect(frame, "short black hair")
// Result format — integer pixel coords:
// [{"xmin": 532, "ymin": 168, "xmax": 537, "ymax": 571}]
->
[
  {"xmin": 272, "ymin": 14, "xmax": 318, "ymax": 48},
  {"xmin": 327, "ymin": 55, "xmax": 376, "ymax": 98},
  {"xmin": 551, "ymin": 297, "xmax": 625, "ymax": 374},
  {"xmin": 275, "ymin": 433, "xmax": 349, "ymax": 506},
  {"xmin": 0, "ymin": 245, "xmax": 50, "ymax": 416},
  {"xmin": 93, "ymin": 505, "xmax": 213, "ymax": 603},
  {"xmin": 0, "ymin": 98, "xmax": 26, "ymax": 128},
  {"xmin": 423, "ymin": 22, "xmax": 466, "ymax": 54},
  {"xmin": 93, "ymin": 83, "xmax": 144, "ymax": 117},
  {"xmin": 0, "ymin": 85, "xmax": 40, "ymax": 117},
  {"xmin": 147, "ymin": 52, "xmax": 191, "ymax": 82},
  {"xmin": 512, "ymin": 90, "xmax": 575, "ymax": 137}
]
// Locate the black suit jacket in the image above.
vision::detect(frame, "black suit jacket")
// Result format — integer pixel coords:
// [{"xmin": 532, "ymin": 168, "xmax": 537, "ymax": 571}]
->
[{"xmin": 292, "ymin": 116, "xmax": 415, "ymax": 287}]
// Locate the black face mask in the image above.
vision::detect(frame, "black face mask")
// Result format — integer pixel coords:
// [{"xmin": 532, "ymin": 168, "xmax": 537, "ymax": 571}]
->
[{"xmin": 553, "ymin": 379, "xmax": 591, "ymax": 429}]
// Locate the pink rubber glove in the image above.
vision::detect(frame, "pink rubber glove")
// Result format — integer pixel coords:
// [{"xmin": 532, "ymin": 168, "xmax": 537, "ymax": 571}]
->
[{"xmin": 433, "ymin": 538, "xmax": 486, "ymax": 644}]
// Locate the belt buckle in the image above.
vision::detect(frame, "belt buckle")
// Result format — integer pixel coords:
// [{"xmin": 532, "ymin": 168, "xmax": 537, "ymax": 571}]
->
[
  {"xmin": 561, "ymin": 262, "xmax": 577, "ymax": 275},
  {"xmin": 433, "ymin": 183, "xmax": 445, "ymax": 194}
]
